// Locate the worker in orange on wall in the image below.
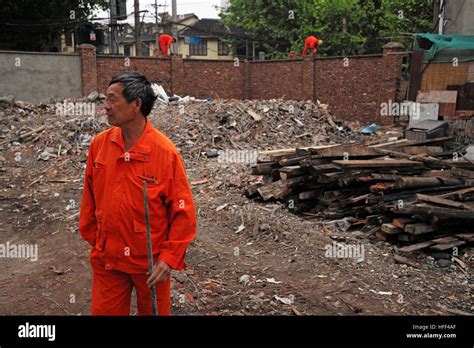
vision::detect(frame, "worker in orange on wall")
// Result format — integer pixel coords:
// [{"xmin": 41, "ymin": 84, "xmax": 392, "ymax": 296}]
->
[
  {"xmin": 302, "ymin": 35, "xmax": 323, "ymax": 56},
  {"xmin": 158, "ymin": 34, "xmax": 176, "ymax": 57},
  {"xmin": 79, "ymin": 71, "xmax": 197, "ymax": 315}
]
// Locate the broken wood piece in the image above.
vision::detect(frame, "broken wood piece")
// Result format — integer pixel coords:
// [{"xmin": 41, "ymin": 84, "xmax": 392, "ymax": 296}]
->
[
  {"xmin": 431, "ymin": 236, "xmax": 460, "ymax": 244},
  {"xmin": 374, "ymin": 148, "xmax": 467, "ymax": 169},
  {"xmin": 333, "ymin": 159, "xmax": 423, "ymax": 170},
  {"xmin": 340, "ymin": 294, "xmax": 363, "ymax": 313},
  {"xmin": 415, "ymin": 193, "xmax": 470, "ymax": 210},
  {"xmin": 381, "ymin": 223, "xmax": 402, "ymax": 235},
  {"xmin": 368, "ymin": 139, "xmax": 408, "ymax": 148},
  {"xmin": 299, "ymin": 190, "xmax": 319, "ymax": 200},
  {"xmin": 392, "ymin": 217, "xmax": 416, "ymax": 229},
  {"xmin": 398, "ymin": 241, "xmax": 435, "ymax": 253},
  {"xmin": 258, "ymin": 144, "xmax": 339, "ymax": 157},
  {"xmin": 394, "ymin": 177, "xmax": 466, "ymax": 190},
  {"xmin": 247, "ymin": 108, "xmax": 263, "ymax": 121},
  {"xmin": 1, "ymin": 125, "xmax": 46, "ymax": 145},
  {"xmin": 396, "ymin": 204, "xmax": 474, "ymax": 219},
  {"xmin": 368, "ymin": 214, "xmax": 391, "ymax": 226},
  {"xmin": 455, "ymin": 233, "xmax": 474, "ymax": 242},
  {"xmin": 393, "ymin": 254, "xmax": 419, "ymax": 268},
  {"xmin": 251, "ymin": 162, "xmax": 277, "ymax": 175},
  {"xmin": 451, "ymin": 256, "xmax": 468, "ymax": 271},
  {"xmin": 437, "ymin": 187, "xmax": 474, "ymax": 201},
  {"xmin": 257, "ymin": 179, "xmax": 288, "ymax": 201},
  {"xmin": 191, "ymin": 179, "xmax": 209, "ymax": 185},
  {"xmin": 450, "ymin": 167, "xmax": 474, "ymax": 179},
  {"xmin": 398, "ymin": 233, "xmax": 431, "ymax": 242},
  {"xmin": 429, "ymin": 240, "xmax": 465, "ymax": 251},
  {"xmin": 404, "ymin": 223, "xmax": 436, "ymax": 235}
]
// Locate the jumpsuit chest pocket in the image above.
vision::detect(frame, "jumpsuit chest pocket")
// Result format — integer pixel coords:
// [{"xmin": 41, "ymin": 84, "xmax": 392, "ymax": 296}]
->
[
  {"xmin": 92, "ymin": 159, "xmax": 107, "ymax": 192},
  {"xmin": 131, "ymin": 177, "xmax": 168, "ymax": 234}
]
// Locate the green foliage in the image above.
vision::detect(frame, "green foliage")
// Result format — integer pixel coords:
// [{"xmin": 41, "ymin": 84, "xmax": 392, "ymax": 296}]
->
[
  {"xmin": 221, "ymin": 0, "xmax": 433, "ymax": 57},
  {"xmin": 0, "ymin": 0, "xmax": 107, "ymax": 51}
]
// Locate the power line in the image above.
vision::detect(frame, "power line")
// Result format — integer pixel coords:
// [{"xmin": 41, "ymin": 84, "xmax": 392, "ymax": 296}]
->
[{"xmin": 0, "ymin": 10, "xmax": 146, "ymax": 28}]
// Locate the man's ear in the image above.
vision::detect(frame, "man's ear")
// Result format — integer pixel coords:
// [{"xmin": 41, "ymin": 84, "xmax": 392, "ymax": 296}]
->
[{"xmin": 134, "ymin": 98, "xmax": 142, "ymax": 112}]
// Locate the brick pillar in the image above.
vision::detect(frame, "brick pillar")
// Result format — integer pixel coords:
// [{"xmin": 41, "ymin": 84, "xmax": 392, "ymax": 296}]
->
[
  {"xmin": 170, "ymin": 55, "xmax": 184, "ymax": 96},
  {"xmin": 407, "ymin": 50, "xmax": 424, "ymax": 101},
  {"xmin": 302, "ymin": 56, "xmax": 315, "ymax": 101},
  {"xmin": 79, "ymin": 44, "xmax": 98, "ymax": 97},
  {"xmin": 243, "ymin": 59, "xmax": 251, "ymax": 100},
  {"xmin": 378, "ymin": 42, "xmax": 405, "ymax": 125}
]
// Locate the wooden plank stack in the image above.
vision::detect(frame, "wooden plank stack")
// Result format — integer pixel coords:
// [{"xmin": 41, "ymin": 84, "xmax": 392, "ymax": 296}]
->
[{"xmin": 245, "ymin": 137, "xmax": 474, "ymax": 253}]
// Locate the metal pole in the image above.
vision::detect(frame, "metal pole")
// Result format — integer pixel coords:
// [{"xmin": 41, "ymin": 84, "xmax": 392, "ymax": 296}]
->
[
  {"xmin": 155, "ymin": 0, "xmax": 159, "ymax": 30},
  {"xmin": 110, "ymin": 0, "xmax": 119, "ymax": 54},
  {"xmin": 172, "ymin": 0, "xmax": 179, "ymax": 54},
  {"xmin": 438, "ymin": 0, "xmax": 444, "ymax": 35},
  {"xmin": 143, "ymin": 181, "xmax": 158, "ymax": 316},
  {"xmin": 134, "ymin": 0, "xmax": 142, "ymax": 56}
]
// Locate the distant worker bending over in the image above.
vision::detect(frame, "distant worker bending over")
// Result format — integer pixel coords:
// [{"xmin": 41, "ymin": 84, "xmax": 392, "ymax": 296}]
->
[
  {"xmin": 302, "ymin": 35, "xmax": 323, "ymax": 56},
  {"xmin": 158, "ymin": 34, "xmax": 175, "ymax": 57}
]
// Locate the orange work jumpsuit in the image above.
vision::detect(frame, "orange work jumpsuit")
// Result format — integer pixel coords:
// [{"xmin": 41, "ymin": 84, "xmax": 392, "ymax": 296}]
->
[
  {"xmin": 302, "ymin": 36, "xmax": 320, "ymax": 55},
  {"xmin": 79, "ymin": 118, "xmax": 197, "ymax": 315},
  {"xmin": 158, "ymin": 34, "xmax": 174, "ymax": 57}
]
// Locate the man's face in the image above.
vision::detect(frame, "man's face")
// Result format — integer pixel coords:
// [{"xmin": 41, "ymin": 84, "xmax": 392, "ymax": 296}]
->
[{"xmin": 105, "ymin": 83, "xmax": 141, "ymax": 126}]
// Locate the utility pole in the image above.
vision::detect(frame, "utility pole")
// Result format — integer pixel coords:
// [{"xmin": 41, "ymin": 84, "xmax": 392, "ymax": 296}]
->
[
  {"xmin": 154, "ymin": 0, "xmax": 159, "ymax": 30},
  {"xmin": 134, "ymin": 0, "xmax": 142, "ymax": 56},
  {"xmin": 172, "ymin": 0, "xmax": 179, "ymax": 54},
  {"xmin": 438, "ymin": 0, "xmax": 445, "ymax": 35},
  {"xmin": 109, "ymin": 0, "xmax": 119, "ymax": 54}
]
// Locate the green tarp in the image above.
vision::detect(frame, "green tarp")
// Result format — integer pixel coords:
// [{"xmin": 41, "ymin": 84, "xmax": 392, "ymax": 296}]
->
[{"xmin": 413, "ymin": 33, "xmax": 474, "ymax": 63}]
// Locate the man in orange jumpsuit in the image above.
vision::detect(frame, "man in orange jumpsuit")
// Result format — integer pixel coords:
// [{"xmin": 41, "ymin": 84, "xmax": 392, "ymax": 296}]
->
[
  {"xmin": 302, "ymin": 35, "xmax": 323, "ymax": 56},
  {"xmin": 79, "ymin": 71, "xmax": 196, "ymax": 315},
  {"xmin": 158, "ymin": 34, "xmax": 175, "ymax": 57}
]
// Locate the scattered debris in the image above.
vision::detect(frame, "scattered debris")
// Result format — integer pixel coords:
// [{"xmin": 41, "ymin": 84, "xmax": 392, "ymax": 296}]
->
[
  {"xmin": 274, "ymin": 294, "xmax": 294, "ymax": 305},
  {"xmin": 265, "ymin": 277, "xmax": 282, "ymax": 284},
  {"xmin": 1, "ymin": 95, "xmax": 472, "ymax": 316}
]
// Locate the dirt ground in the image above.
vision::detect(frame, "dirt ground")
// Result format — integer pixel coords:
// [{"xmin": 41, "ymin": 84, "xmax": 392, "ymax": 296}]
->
[{"xmin": 0, "ymin": 103, "xmax": 472, "ymax": 316}]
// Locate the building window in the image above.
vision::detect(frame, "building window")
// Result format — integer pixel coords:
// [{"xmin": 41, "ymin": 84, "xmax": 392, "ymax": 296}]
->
[
  {"xmin": 65, "ymin": 31, "xmax": 73, "ymax": 46},
  {"xmin": 218, "ymin": 40, "xmax": 230, "ymax": 55},
  {"xmin": 189, "ymin": 39, "xmax": 207, "ymax": 56},
  {"xmin": 124, "ymin": 44, "xmax": 131, "ymax": 56},
  {"xmin": 141, "ymin": 42, "xmax": 148, "ymax": 56}
]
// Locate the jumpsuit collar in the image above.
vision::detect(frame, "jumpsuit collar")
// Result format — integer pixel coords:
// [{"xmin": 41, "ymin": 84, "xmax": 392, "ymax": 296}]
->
[{"xmin": 110, "ymin": 117, "xmax": 154, "ymax": 153}]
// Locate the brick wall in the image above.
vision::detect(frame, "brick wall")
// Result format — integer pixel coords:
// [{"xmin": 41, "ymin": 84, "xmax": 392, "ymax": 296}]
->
[
  {"xmin": 79, "ymin": 42, "xmax": 404, "ymax": 124},
  {"xmin": 250, "ymin": 60, "xmax": 304, "ymax": 100},
  {"xmin": 183, "ymin": 59, "xmax": 244, "ymax": 99},
  {"xmin": 315, "ymin": 57, "xmax": 384, "ymax": 125},
  {"xmin": 96, "ymin": 55, "xmax": 171, "ymax": 94},
  {"xmin": 79, "ymin": 44, "xmax": 97, "ymax": 97},
  {"xmin": 312, "ymin": 43, "xmax": 404, "ymax": 125}
]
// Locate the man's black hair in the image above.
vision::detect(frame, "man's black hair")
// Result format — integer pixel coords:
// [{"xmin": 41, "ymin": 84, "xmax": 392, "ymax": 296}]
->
[{"xmin": 108, "ymin": 71, "xmax": 157, "ymax": 116}]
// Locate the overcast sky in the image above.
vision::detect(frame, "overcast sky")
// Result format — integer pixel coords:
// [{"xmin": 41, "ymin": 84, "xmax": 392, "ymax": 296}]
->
[{"xmin": 93, "ymin": 0, "xmax": 224, "ymax": 23}]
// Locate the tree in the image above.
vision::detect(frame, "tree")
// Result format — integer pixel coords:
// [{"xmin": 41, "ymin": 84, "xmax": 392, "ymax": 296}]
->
[
  {"xmin": 379, "ymin": 0, "xmax": 434, "ymax": 51},
  {"xmin": 0, "ymin": 0, "xmax": 107, "ymax": 51},
  {"xmin": 220, "ymin": 0, "xmax": 433, "ymax": 57}
]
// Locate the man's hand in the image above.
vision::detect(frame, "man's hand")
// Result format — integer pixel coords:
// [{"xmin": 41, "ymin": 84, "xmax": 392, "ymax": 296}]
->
[{"xmin": 146, "ymin": 259, "xmax": 171, "ymax": 287}]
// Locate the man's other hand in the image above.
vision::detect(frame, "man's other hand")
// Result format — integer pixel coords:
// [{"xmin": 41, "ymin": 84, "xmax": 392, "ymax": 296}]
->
[{"xmin": 146, "ymin": 259, "xmax": 171, "ymax": 287}]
